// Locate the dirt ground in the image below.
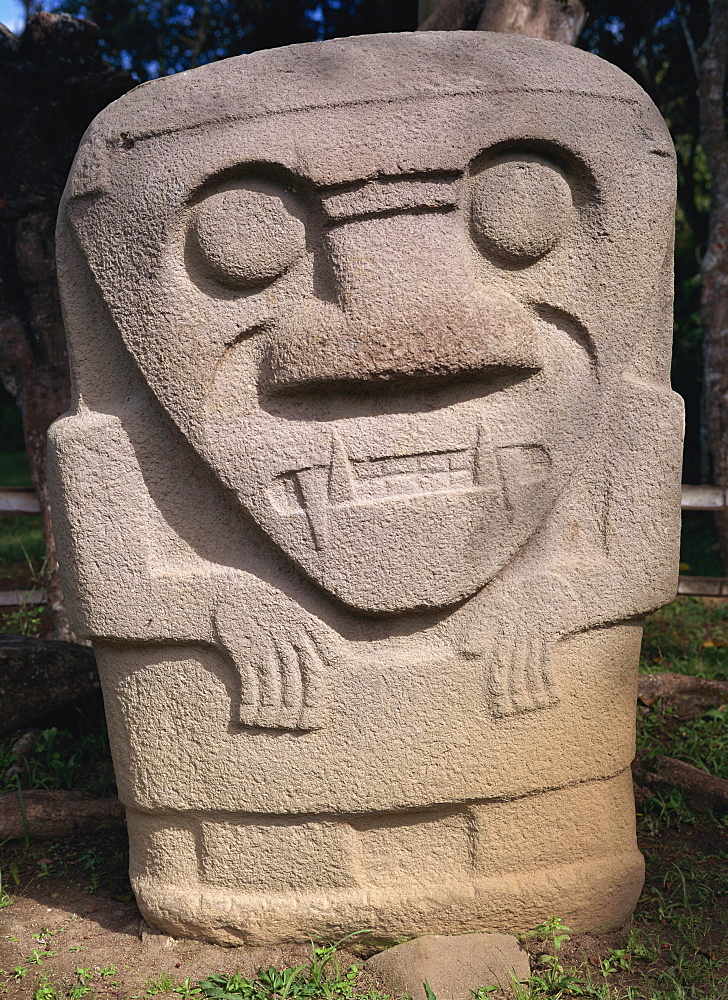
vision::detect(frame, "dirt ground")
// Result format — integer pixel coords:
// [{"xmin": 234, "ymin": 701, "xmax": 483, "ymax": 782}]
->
[
  {"xmin": 0, "ymin": 829, "xmax": 370, "ymax": 999},
  {"xmin": 1, "ymin": 820, "xmax": 728, "ymax": 1000},
  {"xmin": 0, "ymin": 883, "xmax": 365, "ymax": 998}
]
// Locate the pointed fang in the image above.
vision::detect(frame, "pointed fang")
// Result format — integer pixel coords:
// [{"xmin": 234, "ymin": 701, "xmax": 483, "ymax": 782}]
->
[
  {"xmin": 328, "ymin": 434, "xmax": 356, "ymax": 504},
  {"xmin": 474, "ymin": 421, "xmax": 498, "ymax": 488}
]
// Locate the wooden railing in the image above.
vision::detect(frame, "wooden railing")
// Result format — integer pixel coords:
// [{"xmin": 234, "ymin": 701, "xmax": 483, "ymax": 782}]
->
[
  {"xmin": 0, "ymin": 487, "xmax": 41, "ymax": 515},
  {"xmin": 1, "ymin": 485, "xmax": 727, "ymax": 606}
]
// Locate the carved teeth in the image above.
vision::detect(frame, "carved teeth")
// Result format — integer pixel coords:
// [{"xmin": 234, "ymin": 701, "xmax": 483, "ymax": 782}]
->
[
  {"xmin": 271, "ymin": 423, "xmax": 501, "ymax": 540},
  {"xmin": 351, "ymin": 446, "xmax": 475, "ymax": 501},
  {"xmin": 294, "ymin": 466, "xmax": 330, "ymax": 549}
]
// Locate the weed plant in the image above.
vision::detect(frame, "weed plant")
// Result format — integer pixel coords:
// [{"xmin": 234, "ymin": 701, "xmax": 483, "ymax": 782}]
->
[
  {"xmin": 197, "ymin": 935, "xmax": 377, "ymax": 1000},
  {"xmin": 0, "ymin": 516, "xmax": 45, "ymax": 573},
  {"xmin": 0, "ymin": 723, "xmax": 114, "ymax": 797}
]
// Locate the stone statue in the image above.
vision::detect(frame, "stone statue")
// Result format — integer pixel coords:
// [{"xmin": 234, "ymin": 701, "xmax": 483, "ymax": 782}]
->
[{"xmin": 50, "ymin": 31, "xmax": 682, "ymax": 945}]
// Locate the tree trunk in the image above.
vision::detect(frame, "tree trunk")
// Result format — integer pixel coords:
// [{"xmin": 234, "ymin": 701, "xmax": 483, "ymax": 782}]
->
[
  {"xmin": 418, "ymin": 0, "xmax": 486, "ymax": 30},
  {"xmin": 0, "ymin": 789, "xmax": 125, "ymax": 840},
  {"xmin": 700, "ymin": 2, "xmax": 728, "ymax": 572},
  {"xmin": 0, "ymin": 14, "xmax": 132, "ymax": 638},
  {"xmin": 419, "ymin": 0, "xmax": 587, "ymax": 44},
  {"xmin": 478, "ymin": 0, "xmax": 586, "ymax": 44},
  {"xmin": 633, "ymin": 755, "xmax": 728, "ymax": 817},
  {"xmin": 637, "ymin": 671, "xmax": 728, "ymax": 706}
]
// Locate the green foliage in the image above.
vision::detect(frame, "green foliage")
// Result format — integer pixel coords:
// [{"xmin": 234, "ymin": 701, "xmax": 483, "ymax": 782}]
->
[
  {"xmin": 28, "ymin": 968, "xmax": 97, "ymax": 1000},
  {"xmin": 3, "ymin": 599, "xmax": 44, "ymax": 637},
  {"xmin": 0, "ymin": 510, "xmax": 46, "ymax": 640},
  {"xmin": 147, "ymin": 971, "xmax": 178, "ymax": 994},
  {"xmin": 514, "ymin": 917, "xmax": 599, "ymax": 999},
  {"xmin": 1, "ymin": 549, "xmax": 46, "ymax": 637},
  {"xmin": 197, "ymin": 936, "xmax": 376, "ymax": 1000},
  {"xmin": 0, "ymin": 870, "xmax": 12, "ymax": 910},
  {"xmin": 0, "ymin": 517, "xmax": 44, "ymax": 572},
  {"xmin": 174, "ymin": 979, "xmax": 203, "ymax": 999},
  {"xmin": 33, "ymin": 979, "xmax": 62, "ymax": 1000},
  {"xmin": 27, "ymin": 948, "xmax": 58, "ymax": 965},
  {"xmin": 67, "ymin": 986, "xmax": 93, "ymax": 1000},
  {"xmin": 0, "ymin": 724, "xmax": 113, "ymax": 796}
]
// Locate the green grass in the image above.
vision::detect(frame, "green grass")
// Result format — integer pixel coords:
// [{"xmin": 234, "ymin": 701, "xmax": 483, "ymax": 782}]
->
[
  {"xmin": 638, "ymin": 702, "xmax": 728, "ymax": 780},
  {"xmin": 0, "ymin": 515, "xmax": 45, "ymax": 569},
  {"xmin": 195, "ymin": 936, "xmax": 378, "ymax": 1000},
  {"xmin": 640, "ymin": 597, "xmax": 728, "ymax": 680},
  {"xmin": 679, "ymin": 511, "xmax": 724, "ymax": 578},
  {"xmin": 0, "ymin": 451, "xmax": 45, "ymax": 572},
  {"xmin": 637, "ymin": 595, "xmax": 728, "ymax": 834},
  {"xmin": 0, "ymin": 450, "xmax": 33, "ymax": 488}
]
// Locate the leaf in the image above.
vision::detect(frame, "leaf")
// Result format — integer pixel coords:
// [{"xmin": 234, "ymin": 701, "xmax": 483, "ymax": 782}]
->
[{"xmin": 424, "ymin": 981, "xmax": 437, "ymax": 1000}]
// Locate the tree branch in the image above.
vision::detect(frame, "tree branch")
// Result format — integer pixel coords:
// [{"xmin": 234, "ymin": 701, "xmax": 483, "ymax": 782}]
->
[{"xmin": 677, "ymin": 0, "xmax": 700, "ymax": 81}]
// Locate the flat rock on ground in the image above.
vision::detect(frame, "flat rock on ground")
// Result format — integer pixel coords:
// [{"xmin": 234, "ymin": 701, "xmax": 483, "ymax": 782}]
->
[{"xmin": 365, "ymin": 932, "xmax": 530, "ymax": 1000}]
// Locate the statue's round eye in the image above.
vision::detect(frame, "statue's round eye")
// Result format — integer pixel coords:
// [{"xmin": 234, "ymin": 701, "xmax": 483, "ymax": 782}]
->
[
  {"xmin": 470, "ymin": 156, "xmax": 575, "ymax": 265},
  {"xmin": 188, "ymin": 183, "xmax": 306, "ymax": 290}
]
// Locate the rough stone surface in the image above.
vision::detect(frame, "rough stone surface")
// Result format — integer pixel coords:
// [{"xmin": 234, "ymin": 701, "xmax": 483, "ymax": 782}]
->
[
  {"xmin": 49, "ymin": 31, "xmax": 682, "ymax": 945},
  {"xmin": 366, "ymin": 933, "xmax": 530, "ymax": 999}
]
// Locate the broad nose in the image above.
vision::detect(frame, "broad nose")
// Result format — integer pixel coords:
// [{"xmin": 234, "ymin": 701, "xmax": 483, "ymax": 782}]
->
[{"xmin": 263, "ymin": 212, "xmax": 542, "ymax": 391}]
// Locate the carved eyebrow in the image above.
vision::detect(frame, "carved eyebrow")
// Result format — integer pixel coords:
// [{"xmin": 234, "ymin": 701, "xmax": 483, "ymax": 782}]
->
[{"xmin": 320, "ymin": 172, "xmax": 462, "ymax": 223}]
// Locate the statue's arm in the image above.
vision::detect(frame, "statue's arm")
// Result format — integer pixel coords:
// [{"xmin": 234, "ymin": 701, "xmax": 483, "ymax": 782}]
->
[{"xmin": 48, "ymin": 409, "xmax": 215, "ymax": 643}]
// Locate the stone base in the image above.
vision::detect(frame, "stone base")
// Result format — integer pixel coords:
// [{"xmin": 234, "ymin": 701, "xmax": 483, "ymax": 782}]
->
[{"xmin": 128, "ymin": 768, "xmax": 643, "ymax": 946}]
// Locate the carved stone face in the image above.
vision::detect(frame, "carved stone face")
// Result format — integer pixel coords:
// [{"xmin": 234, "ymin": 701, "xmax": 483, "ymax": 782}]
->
[
  {"xmin": 190, "ymin": 157, "xmax": 598, "ymax": 614},
  {"xmin": 63, "ymin": 36, "xmax": 672, "ymax": 614}
]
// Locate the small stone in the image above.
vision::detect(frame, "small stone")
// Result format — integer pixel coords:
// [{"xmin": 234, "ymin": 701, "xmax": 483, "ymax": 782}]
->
[
  {"xmin": 139, "ymin": 919, "xmax": 176, "ymax": 949},
  {"xmin": 365, "ymin": 932, "xmax": 530, "ymax": 1000}
]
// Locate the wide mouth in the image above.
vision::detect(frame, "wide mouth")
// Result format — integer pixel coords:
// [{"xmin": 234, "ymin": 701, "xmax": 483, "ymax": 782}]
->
[
  {"xmin": 269, "ymin": 419, "xmax": 550, "ymax": 511},
  {"xmin": 263, "ymin": 421, "xmax": 553, "ymax": 556}
]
